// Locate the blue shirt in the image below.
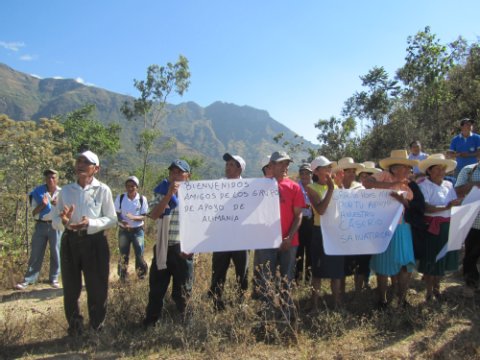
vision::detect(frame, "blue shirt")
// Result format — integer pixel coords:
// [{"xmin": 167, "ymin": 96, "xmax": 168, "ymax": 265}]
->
[
  {"xmin": 450, "ymin": 133, "xmax": 480, "ymax": 172},
  {"xmin": 408, "ymin": 152, "xmax": 428, "ymax": 174}
]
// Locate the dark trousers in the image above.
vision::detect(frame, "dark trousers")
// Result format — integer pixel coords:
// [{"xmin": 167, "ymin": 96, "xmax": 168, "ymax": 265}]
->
[
  {"xmin": 60, "ymin": 231, "xmax": 109, "ymax": 331},
  {"xmin": 295, "ymin": 217, "xmax": 313, "ymax": 283},
  {"xmin": 209, "ymin": 250, "xmax": 248, "ymax": 306},
  {"xmin": 144, "ymin": 244, "xmax": 193, "ymax": 325},
  {"xmin": 463, "ymin": 228, "xmax": 480, "ymax": 287}
]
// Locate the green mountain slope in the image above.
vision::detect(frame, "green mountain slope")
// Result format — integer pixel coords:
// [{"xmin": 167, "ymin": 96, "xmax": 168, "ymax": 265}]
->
[{"xmin": 0, "ymin": 62, "xmax": 314, "ymax": 177}]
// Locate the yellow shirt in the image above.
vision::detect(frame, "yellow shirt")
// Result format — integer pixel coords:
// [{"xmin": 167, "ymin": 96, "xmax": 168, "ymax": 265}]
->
[{"xmin": 307, "ymin": 182, "xmax": 332, "ymax": 226}]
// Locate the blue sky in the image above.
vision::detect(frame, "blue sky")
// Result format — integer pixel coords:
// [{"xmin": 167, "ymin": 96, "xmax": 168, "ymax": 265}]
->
[{"xmin": 1, "ymin": 0, "xmax": 479, "ymax": 144}]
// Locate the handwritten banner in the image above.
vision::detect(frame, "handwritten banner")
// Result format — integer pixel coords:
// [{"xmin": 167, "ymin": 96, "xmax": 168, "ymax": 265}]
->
[
  {"xmin": 178, "ymin": 178, "xmax": 282, "ymax": 253},
  {"xmin": 320, "ymin": 189, "xmax": 404, "ymax": 255},
  {"xmin": 436, "ymin": 187, "xmax": 480, "ymax": 261}
]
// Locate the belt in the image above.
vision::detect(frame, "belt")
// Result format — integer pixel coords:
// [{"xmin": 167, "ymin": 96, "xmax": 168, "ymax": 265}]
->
[
  {"xmin": 65, "ymin": 229, "xmax": 89, "ymax": 237},
  {"xmin": 36, "ymin": 219, "xmax": 52, "ymax": 223},
  {"xmin": 120, "ymin": 226, "xmax": 143, "ymax": 232}
]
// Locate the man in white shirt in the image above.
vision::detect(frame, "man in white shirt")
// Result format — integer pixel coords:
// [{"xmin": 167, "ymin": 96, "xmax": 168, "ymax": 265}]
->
[
  {"xmin": 53, "ymin": 150, "xmax": 117, "ymax": 336},
  {"xmin": 115, "ymin": 175, "xmax": 149, "ymax": 281}
]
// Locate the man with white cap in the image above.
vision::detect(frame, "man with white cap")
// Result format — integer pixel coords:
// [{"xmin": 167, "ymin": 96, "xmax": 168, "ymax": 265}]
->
[
  {"xmin": 115, "ymin": 175, "xmax": 149, "ymax": 281},
  {"xmin": 209, "ymin": 153, "xmax": 249, "ymax": 310},
  {"xmin": 53, "ymin": 150, "xmax": 117, "ymax": 336}
]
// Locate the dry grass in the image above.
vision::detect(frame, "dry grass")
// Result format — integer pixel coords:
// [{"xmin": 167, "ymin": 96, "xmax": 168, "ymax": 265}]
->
[{"xmin": 2, "ymin": 233, "xmax": 480, "ymax": 359}]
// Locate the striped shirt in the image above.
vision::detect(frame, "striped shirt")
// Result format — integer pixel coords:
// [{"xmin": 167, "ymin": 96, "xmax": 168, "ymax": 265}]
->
[{"xmin": 150, "ymin": 193, "xmax": 180, "ymax": 245}]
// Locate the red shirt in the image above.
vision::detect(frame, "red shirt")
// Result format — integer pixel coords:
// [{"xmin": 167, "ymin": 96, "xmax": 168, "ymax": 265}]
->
[{"xmin": 278, "ymin": 177, "xmax": 306, "ymax": 247}]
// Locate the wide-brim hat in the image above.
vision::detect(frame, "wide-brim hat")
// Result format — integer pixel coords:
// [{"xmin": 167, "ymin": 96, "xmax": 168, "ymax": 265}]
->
[
  {"xmin": 358, "ymin": 161, "xmax": 382, "ymax": 174},
  {"xmin": 335, "ymin": 157, "xmax": 365, "ymax": 172},
  {"xmin": 418, "ymin": 154, "xmax": 457, "ymax": 174},
  {"xmin": 379, "ymin": 150, "xmax": 419, "ymax": 170}
]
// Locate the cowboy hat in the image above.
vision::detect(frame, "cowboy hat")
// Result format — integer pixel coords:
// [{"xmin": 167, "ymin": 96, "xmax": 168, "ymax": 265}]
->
[
  {"xmin": 335, "ymin": 157, "xmax": 365, "ymax": 173},
  {"xmin": 418, "ymin": 153, "xmax": 457, "ymax": 174},
  {"xmin": 358, "ymin": 161, "xmax": 382, "ymax": 174},
  {"xmin": 379, "ymin": 150, "xmax": 419, "ymax": 170}
]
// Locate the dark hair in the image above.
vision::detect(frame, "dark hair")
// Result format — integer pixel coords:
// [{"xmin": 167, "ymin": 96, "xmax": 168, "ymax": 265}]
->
[
  {"xmin": 409, "ymin": 140, "xmax": 421, "ymax": 148},
  {"xmin": 312, "ymin": 174, "xmax": 319, "ymax": 183}
]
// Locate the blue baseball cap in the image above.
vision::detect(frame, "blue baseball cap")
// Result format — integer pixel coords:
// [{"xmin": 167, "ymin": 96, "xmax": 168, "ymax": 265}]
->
[{"xmin": 168, "ymin": 159, "xmax": 191, "ymax": 173}]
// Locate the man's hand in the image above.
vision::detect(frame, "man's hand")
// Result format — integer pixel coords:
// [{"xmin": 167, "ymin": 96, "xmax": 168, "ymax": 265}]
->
[
  {"xmin": 60, "ymin": 205, "xmax": 75, "ymax": 225},
  {"xmin": 180, "ymin": 252, "xmax": 193, "ymax": 259},
  {"xmin": 279, "ymin": 236, "xmax": 292, "ymax": 252},
  {"xmin": 69, "ymin": 216, "xmax": 89, "ymax": 230}
]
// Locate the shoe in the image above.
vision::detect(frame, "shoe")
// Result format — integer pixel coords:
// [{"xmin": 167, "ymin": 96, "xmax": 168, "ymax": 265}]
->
[
  {"xmin": 15, "ymin": 282, "xmax": 29, "ymax": 290},
  {"xmin": 51, "ymin": 280, "xmax": 60, "ymax": 289}
]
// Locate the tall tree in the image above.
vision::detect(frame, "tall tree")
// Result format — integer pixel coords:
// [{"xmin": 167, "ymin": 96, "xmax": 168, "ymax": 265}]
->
[
  {"xmin": 314, "ymin": 116, "xmax": 358, "ymax": 161},
  {"xmin": 58, "ymin": 104, "xmax": 121, "ymax": 181},
  {"xmin": 121, "ymin": 56, "xmax": 191, "ymax": 188}
]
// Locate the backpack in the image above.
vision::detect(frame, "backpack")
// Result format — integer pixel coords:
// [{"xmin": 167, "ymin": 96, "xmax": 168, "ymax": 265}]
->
[{"xmin": 119, "ymin": 193, "xmax": 145, "ymax": 212}]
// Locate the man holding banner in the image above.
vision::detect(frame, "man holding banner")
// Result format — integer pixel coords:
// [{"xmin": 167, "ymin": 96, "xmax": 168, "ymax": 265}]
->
[
  {"xmin": 144, "ymin": 159, "xmax": 193, "ymax": 327},
  {"xmin": 455, "ymin": 155, "xmax": 480, "ymax": 292},
  {"xmin": 209, "ymin": 153, "xmax": 249, "ymax": 310},
  {"xmin": 253, "ymin": 151, "xmax": 305, "ymax": 319}
]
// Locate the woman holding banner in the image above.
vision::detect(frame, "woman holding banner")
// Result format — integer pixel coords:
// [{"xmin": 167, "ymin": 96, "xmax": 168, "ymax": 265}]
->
[
  {"xmin": 306, "ymin": 156, "xmax": 342, "ymax": 309},
  {"xmin": 417, "ymin": 154, "xmax": 461, "ymax": 301},
  {"xmin": 364, "ymin": 150, "xmax": 418, "ymax": 309}
]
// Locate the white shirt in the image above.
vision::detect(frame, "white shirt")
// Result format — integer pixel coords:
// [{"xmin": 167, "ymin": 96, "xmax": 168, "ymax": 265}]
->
[
  {"xmin": 52, "ymin": 177, "xmax": 117, "ymax": 234},
  {"xmin": 114, "ymin": 192, "xmax": 149, "ymax": 228},
  {"xmin": 419, "ymin": 178, "xmax": 457, "ymax": 218}
]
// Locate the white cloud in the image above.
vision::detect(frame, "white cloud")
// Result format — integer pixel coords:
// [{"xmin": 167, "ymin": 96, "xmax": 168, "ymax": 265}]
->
[
  {"xmin": 75, "ymin": 77, "xmax": 85, "ymax": 84},
  {"xmin": 19, "ymin": 54, "xmax": 36, "ymax": 61},
  {"xmin": 0, "ymin": 41, "xmax": 25, "ymax": 51}
]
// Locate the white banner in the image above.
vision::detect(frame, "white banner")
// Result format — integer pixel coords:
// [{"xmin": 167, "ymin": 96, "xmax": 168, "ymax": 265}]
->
[
  {"xmin": 321, "ymin": 189, "xmax": 404, "ymax": 255},
  {"xmin": 178, "ymin": 178, "xmax": 282, "ymax": 253},
  {"xmin": 436, "ymin": 193, "xmax": 480, "ymax": 261}
]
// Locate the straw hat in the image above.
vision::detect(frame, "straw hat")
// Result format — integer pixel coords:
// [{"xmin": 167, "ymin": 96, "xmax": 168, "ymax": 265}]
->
[
  {"xmin": 418, "ymin": 153, "xmax": 457, "ymax": 174},
  {"xmin": 335, "ymin": 157, "xmax": 365, "ymax": 172},
  {"xmin": 379, "ymin": 150, "xmax": 419, "ymax": 170},
  {"xmin": 358, "ymin": 161, "xmax": 382, "ymax": 174}
]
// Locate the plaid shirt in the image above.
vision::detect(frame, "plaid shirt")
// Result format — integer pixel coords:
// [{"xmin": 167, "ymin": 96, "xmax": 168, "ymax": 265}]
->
[
  {"xmin": 150, "ymin": 193, "xmax": 180, "ymax": 245},
  {"xmin": 455, "ymin": 163, "xmax": 480, "ymax": 229}
]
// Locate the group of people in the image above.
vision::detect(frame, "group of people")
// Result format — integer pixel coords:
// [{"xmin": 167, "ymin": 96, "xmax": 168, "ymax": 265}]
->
[{"xmin": 13, "ymin": 117, "xmax": 480, "ymax": 335}]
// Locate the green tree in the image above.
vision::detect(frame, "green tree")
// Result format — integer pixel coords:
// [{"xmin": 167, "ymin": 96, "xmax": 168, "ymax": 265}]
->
[
  {"xmin": 0, "ymin": 115, "xmax": 71, "ymax": 245},
  {"xmin": 121, "ymin": 56, "xmax": 191, "ymax": 189},
  {"xmin": 314, "ymin": 116, "xmax": 358, "ymax": 161},
  {"xmin": 342, "ymin": 66, "xmax": 400, "ymax": 135},
  {"xmin": 58, "ymin": 104, "xmax": 121, "ymax": 181}
]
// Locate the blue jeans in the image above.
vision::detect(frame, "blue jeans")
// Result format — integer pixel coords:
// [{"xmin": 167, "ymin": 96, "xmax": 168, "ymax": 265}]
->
[
  {"xmin": 24, "ymin": 221, "xmax": 61, "ymax": 284},
  {"xmin": 118, "ymin": 227, "xmax": 147, "ymax": 279},
  {"xmin": 253, "ymin": 246, "xmax": 297, "ymax": 317}
]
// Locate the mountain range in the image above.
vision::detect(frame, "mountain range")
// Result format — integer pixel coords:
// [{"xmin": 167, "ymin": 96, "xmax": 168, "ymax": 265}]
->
[{"xmin": 0, "ymin": 62, "xmax": 314, "ymax": 178}]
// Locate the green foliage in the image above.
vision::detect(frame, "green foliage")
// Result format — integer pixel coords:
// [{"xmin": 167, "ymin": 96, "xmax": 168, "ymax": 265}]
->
[
  {"xmin": 314, "ymin": 116, "xmax": 359, "ymax": 160},
  {"xmin": 121, "ymin": 56, "xmax": 191, "ymax": 188},
  {"xmin": 59, "ymin": 104, "xmax": 121, "ymax": 158},
  {"xmin": 334, "ymin": 27, "xmax": 480, "ymax": 163},
  {"xmin": 121, "ymin": 56, "xmax": 191, "ymax": 129},
  {"xmin": 0, "ymin": 115, "xmax": 72, "ymax": 244}
]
